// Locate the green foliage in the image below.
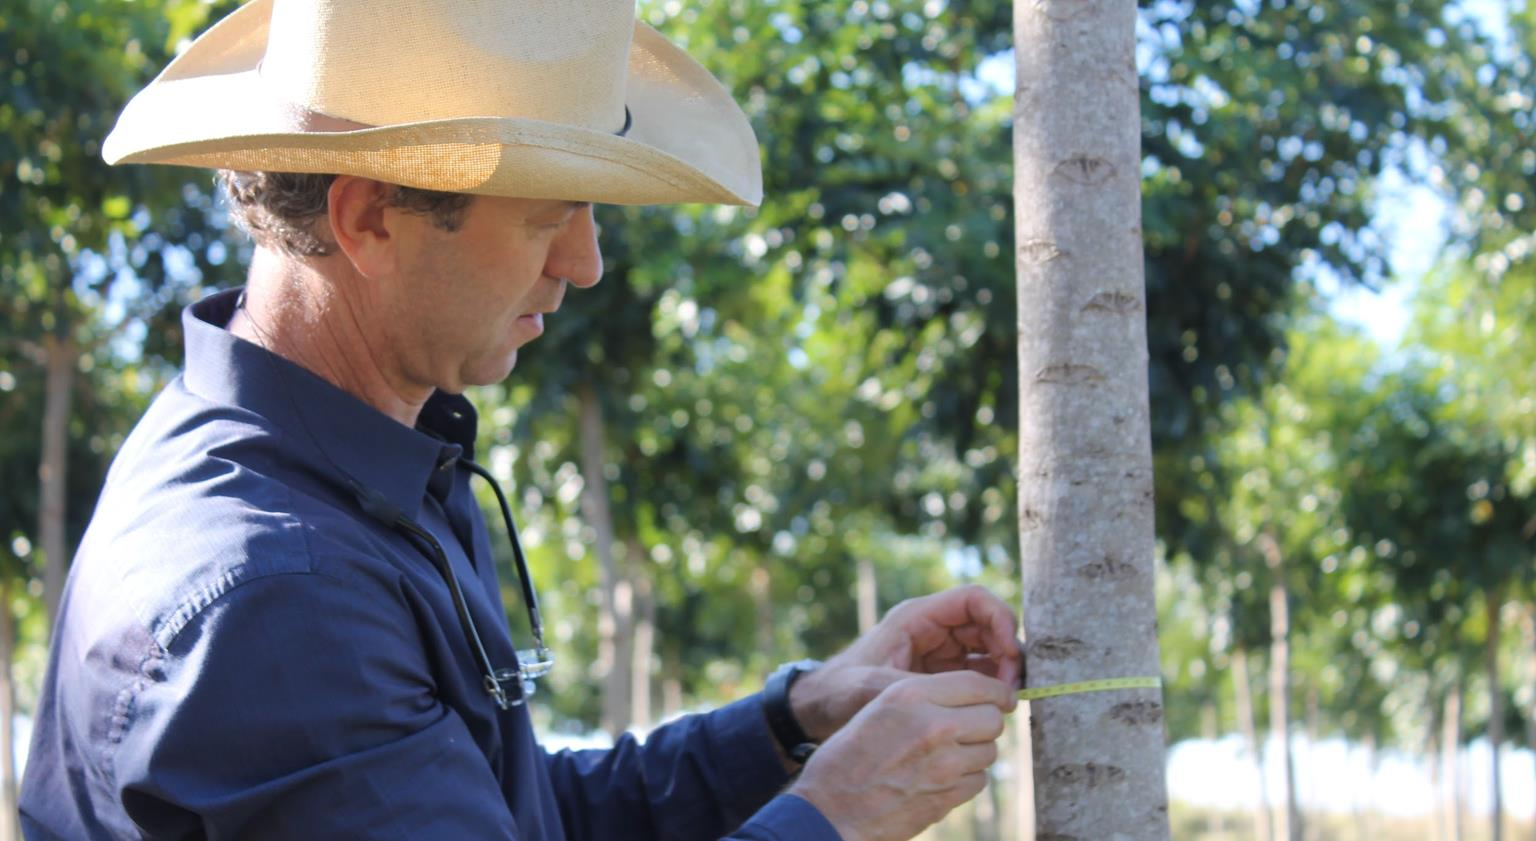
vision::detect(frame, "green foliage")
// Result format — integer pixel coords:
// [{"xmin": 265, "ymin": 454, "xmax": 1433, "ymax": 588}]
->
[
  {"xmin": 0, "ymin": 0, "xmax": 244, "ymax": 668},
  {"xmin": 2, "ymin": 0, "xmax": 1529, "ymax": 771}
]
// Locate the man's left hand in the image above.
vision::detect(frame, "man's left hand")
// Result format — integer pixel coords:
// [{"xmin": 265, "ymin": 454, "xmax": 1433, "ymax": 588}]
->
[{"xmin": 789, "ymin": 584, "xmax": 1022, "ymax": 743}]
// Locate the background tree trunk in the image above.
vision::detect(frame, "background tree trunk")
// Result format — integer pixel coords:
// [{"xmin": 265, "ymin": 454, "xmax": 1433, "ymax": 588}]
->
[
  {"xmin": 1445, "ymin": 681, "xmax": 1464, "ymax": 841},
  {"xmin": 1261, "ymin": 532, "xmax": 1301, "ymax": 841},
  {"xmin": 1430, "ymin": 700, "xmax": 1448, "ymax": 841},
  {"xmin": 1303, "ymin": 687, "xmax": 1321, "ymax": 841},
  {"xmin": 750, "ymin": 566, "xmax": 774, "ymax": 657},
  {"xmin": 0, "ymin": 577, "xmax": 18, "ymax": 841},
  {"xmin": 1487, "ymin": 589, "xmax": 1504, "ymax": 841},
  {"xmin": 661, "ymin": 653, "xmax": 683, "ymax": 722},
  {"xmin": 856, "ymin": 556, "xmax": 877, "ymax": 634},
  {"xmin": 1201, "ymin": 702, "xmax": 1224, "ymax": 839},
  {"xmin": 1234, "ymin": 647, "xmax": 1274, "ymax": 841},
  {"xmin": 1354, "ymin": 733, "xmax": 1378, "ymax": 841},
  {"xmin": 1523, "ymin": 606, "xmax": 1535, "ymax": 841},
  {"xmin": 39, "ymin": 329, "xmax": 77, "ymax": 629},
  {"xmin": 578, "ymin": 380, "xmax": 633, "ymax": 738},
  {"xmin": 1013, "ymin": 1, "xmax": 1170, "ymax": 837},
  {"xmin": 628, "ymin": 536, "xmax": 655, "ymax": 729}
]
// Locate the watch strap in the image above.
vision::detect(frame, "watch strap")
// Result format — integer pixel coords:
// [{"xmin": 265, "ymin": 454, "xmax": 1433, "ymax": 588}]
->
[{"xmin": 763, "ymin": 659, "xmax": 821, "ymax": 764}]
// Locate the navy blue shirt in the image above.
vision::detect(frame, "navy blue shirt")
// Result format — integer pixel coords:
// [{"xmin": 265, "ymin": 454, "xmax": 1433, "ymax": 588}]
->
[{"xmin": 21, "ymin": 289, "xmax": 839, "ymax": 841}]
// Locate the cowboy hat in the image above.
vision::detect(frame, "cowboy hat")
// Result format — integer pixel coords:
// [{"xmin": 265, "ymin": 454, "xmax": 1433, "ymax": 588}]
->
[{"xmin": 102, "ymin": 0, "xmax": 762, "ymax": 207}]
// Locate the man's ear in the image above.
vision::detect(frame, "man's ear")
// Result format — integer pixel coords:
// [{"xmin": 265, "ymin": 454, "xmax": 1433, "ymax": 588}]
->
[{"xmin": 326, "ymin": 176, "xmax": 397, "ymax": 278}]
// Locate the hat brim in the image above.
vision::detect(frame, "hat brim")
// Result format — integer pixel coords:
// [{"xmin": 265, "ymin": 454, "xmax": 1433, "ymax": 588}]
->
[{"xmin": 102, "ymin": 0, "xmax": 762, "ymax": 207}]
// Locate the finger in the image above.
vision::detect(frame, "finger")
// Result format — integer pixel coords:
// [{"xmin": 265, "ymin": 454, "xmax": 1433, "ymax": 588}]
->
[
  {"xmin": 962, "ymin": 653, "xmax": 1001, "ymax": 679},
  {"xmin": 902, "ymin": 670, "xmax": 1014, "ymax": 710},
  {"xmin": 950, "ymin": 770, "xmax": 990, "ymax": 803},
  {"xmin": 914, "ymin": 622, "xmax": 1005, "ymax": 669},
  {"xmin": 919, "ymin": 587, "xmax": 1021, "ymax": 666},
  {"xmin": 946, "ymin": 739, "xmax": 1001, "ymax": 774},
  {"xmin": 994, "ymin": 634, "xmax": 1023, "ymax": 690},
  {"xmin": 942, "ymin": 703, "xmax": 1007, "ymax": 746}
]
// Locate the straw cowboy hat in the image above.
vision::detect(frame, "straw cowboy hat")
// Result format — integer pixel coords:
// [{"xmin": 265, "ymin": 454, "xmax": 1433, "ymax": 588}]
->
[{"xmin": 102, "ymin": 0, "xmax": 762, "ymax": 207}]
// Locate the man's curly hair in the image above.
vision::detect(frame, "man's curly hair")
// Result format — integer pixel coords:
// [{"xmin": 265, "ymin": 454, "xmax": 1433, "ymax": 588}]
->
[{"xmin": 217, "ymin": 171, "xmax": 475, "ymax": 258}]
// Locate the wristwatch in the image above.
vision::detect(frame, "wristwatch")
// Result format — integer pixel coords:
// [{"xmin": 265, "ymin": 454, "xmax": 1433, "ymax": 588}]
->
[{"xmin": 763, "ymin": 659, "xmax": 823, "ymax": 765}]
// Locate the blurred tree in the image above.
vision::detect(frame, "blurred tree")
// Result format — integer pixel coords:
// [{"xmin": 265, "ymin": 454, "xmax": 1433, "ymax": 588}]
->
[
  {"xmin": 1336, "ymin": 317, "xmax": 1531, "ymax": 841},
  {"xmin": 1202, "ymin": 318, "xmax": 1376, "ymax": 841},
  {"xmin": 0, "ymin": 1, "xmax": 242, "ymax": 829}
]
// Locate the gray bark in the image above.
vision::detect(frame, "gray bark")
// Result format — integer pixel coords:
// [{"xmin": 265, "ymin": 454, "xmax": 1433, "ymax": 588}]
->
[
  {"xmin": 40, "ymin": 331, "xmax": 77, "ymax": 629},
  {"xmin": 578, "ymin": 380, "xmax": 632, "ymax": 738},
  {"xmin": 1487, "ymin": 590, "xmax": 1504, "ymax": 841},
  {"xmin": 1234, "ymin": 647, "xmax": 1273, "ymax": 841},
  {"xmin": 1013, "ymin": 1, "xmax": 1170, "ymax": 837}
]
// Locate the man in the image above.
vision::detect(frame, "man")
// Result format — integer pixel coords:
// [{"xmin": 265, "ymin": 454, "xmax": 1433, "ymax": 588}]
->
[{"xmin": 21, "ymin": 1, "xmax": 1024, "ymax": 839}]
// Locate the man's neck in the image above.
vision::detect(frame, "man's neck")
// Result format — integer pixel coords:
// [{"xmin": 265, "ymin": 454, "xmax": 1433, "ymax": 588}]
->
[{"xmin": 228, "ymin": 249, "xmax": 430, "ymax": 428}]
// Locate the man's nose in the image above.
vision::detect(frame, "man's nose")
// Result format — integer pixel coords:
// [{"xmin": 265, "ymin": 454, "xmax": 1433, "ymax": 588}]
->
[{"xmin": 548, "ymin": 204, "xmax": 603, "ymax": 288}]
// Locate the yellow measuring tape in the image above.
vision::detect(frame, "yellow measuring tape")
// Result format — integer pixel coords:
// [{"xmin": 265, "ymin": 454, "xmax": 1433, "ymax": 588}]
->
[{"xmin": 1018, "ymin": 676, "xmax": 1162, "ymax": 701}]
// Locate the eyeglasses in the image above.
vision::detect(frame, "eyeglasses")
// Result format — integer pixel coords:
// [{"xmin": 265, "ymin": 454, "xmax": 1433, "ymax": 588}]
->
[
  {"xmin": 374, "ymin": 460, "xmax": 553, "ymax": 711},
  {"xmin": 464, "ymin": 459, "xmax": 554, "ymax": 707},
  {"xmin": 253, "ymin": 278, "xmax": 555, "ymax": 712}
]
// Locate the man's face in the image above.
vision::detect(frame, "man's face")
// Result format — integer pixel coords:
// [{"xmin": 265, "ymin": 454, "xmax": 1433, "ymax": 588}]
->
[{"xmin": 383, "ymin": 194, "xmax": 603, "ymax": 394}]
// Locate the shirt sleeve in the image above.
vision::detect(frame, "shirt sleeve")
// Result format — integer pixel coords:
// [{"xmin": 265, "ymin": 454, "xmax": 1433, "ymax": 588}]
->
[
  {"xmin": 110, "ymin": 569, "xmax": 521, "ymax": 840},
  {"xmin": 542, "ymin": 694, "xmax": 841, "ymax": 841},
  {"xmin": 726, "ymin": 794, "xmax": 844, "ymax": 841}
]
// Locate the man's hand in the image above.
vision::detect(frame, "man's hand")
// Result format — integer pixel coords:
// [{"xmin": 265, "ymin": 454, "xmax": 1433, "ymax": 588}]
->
[
  {"xmin": 788, "ymin": 671, "xmax": 1014, "ymax": 841},
  {"xmin": 790, "ymin": 585, "xmax": 1021, "ymax": 741}
]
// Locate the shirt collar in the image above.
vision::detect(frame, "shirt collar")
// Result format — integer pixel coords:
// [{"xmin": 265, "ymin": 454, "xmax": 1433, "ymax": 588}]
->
[{"xmin": 181, "ymin": 288, "xmax": 479, "ymax": 519}]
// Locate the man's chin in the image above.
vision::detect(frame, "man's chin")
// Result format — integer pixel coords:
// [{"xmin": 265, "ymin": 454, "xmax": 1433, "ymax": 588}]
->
[{"xmin": 462, "ymin": 352, "xmax": 520, "ymax": 388}]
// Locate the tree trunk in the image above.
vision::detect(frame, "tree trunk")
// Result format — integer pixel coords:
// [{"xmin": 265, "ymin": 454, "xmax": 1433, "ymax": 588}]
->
[
  {"xmin": 1429, "ymin": 700, "xmax": 1447, "ymax": 841},
  {"xmin": 1202, "ymin": 702, "xmax": 1223, "ymax": 839},
  {"xmin": 1234, "ymin": 647, "xmax": 1274, "ymax": 841},
  {"xmin": 628, "ymin": 536, "xmax": 654, "ymax": 730},
  {"xmin": 750, "ymin": 566, "xmax": 773, "ymax": 657},
  {"xmin": 578, "ymin": 380, "xmax": 632, "ymax": 738},
  {"xmin": 1487, "ymin": 589, "xmax": 1504, "ymax": 841},
  {"xmin": 970, "ymin": 771, "xmax": 1000, "ymax": 841},
  {"xmin": 1011, "ymin": 716, "xmax": 1035, "ymax": 841},
  {"xmin": 1523, "ymin": 606, "xmax": 1535, "ymax": 841},
  {"xmin": 40, "ymin": 330, "xmax": 78, "ymax": 629},
  {"xmin": 0, "ymin": 577, "xmax": 19, "ymax": 841},
  {"xmin": 661, "ymin": 652, "xmax": 683, "ymax": 722},
  {"xmin": 856, "ymin": 556, "xmax": 877, "ymax": 634},
  {"xmin": 1354, "ymin": 733, "xmax": 1377, "ymax": 841},
  {"xmin": 1444, "ymin": 681, "xmax": 1464, "ymax": 841},
  {"xmin": 1304, "ymin": 687, "xmax": 1321, "ymax": 841},
  {"xmin": 1261, "ymin": 533, "xmax": 1301, "ymax": 841},
  {"xmin": 1013, "ymin": 2, "xmax": 1169, "ymax": 836}
]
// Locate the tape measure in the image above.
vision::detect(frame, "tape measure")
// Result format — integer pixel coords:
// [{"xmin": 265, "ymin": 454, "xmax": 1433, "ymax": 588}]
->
[{"xmin": 1018, "ymin": 676, "xmax": 1162, "ymax": 701}]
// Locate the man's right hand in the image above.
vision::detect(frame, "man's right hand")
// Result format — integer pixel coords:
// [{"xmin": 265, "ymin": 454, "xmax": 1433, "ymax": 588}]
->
[{"xmin": 787, "ymin": 670, "xmax": 1014, "ymax": 841}]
